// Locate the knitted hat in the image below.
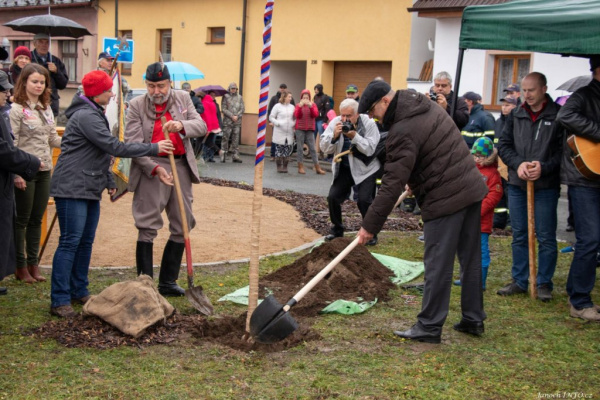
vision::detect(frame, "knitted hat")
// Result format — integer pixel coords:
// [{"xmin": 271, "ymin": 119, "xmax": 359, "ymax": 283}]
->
[
  {"xmin": 14, "ymin": 46, "xmax": 32, "ymax": 60},
  {"xmin": 82, "ymin": 70, "xmax": 113, "ymax": 97},
  {"xmin": 590, "ymin": 55, "xmax": 600, "ymax": 71},
  {"xmin": 471, "ymin": 137, "xmax": 494, "ymax": 158},
  {"xmin": 145, "ymin": 62, "xmax": 170, "ymax": 82}
]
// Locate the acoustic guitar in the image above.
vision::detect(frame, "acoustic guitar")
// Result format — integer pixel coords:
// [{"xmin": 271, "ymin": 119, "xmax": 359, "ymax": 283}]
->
[{"xmin": 567, "ymin": 134, "xmax": 600, "ymax": 180}]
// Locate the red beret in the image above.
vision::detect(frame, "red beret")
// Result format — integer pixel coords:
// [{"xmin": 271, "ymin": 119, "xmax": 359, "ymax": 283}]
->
[
  {"xmin": 82, "ymin": 70, "xmax": 113, "ymax": 97},
  {"xmin": 13, "ymin": 46, "xmax": 32, "ymax": 60}
]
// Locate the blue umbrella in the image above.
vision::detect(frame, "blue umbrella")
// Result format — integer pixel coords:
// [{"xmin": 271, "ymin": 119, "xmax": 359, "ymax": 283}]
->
[{"xmin": 143, "ymin": 61, "xmax": 204, "ymax": 81}]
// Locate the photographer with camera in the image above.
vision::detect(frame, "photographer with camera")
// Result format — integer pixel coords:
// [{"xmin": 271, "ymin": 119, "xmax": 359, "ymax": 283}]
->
[
  {"xmin": 431, "ymin": 71, "xmax": 469, "ymax": 130},
  {"xmin": 320, "ymin": 99, "xmax": 381, "ymax": 246}
]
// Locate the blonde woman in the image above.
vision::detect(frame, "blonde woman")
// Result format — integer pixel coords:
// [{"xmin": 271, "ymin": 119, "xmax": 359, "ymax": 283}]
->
[
  {"xmin": 269, "ymin": 90, "xmax": 295, "ymax": 173},
  {"xmin": 9, "ymin": 63, "xmax": 61, "ymax": 283}
]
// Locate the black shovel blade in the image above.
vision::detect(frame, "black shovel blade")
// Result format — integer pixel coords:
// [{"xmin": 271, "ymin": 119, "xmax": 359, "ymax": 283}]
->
[{"xmin": 250, "ymin": 295, "xmax": 299, "ymax": 344}]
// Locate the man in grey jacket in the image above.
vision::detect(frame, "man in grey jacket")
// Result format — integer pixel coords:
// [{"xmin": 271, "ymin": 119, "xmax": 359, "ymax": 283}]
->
[
  {"xmin": 497, "ymin": 72, "xmax": 563, "ymax": 301},
  {"xmin": 320, "ymin": 99, "xmax": 380, "ymax": 246},
  {"xmin": 557, "ymin": 56, "xmax": 600, "ymax": 322},
  {"xmin": 125, "ymin": 63, "xmax": 206, "ymax": 297}
]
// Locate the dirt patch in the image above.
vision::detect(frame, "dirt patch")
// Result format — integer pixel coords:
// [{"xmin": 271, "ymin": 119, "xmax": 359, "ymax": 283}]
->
[
  {"xmin": 258, "ymin": 237, "xmax": 396, "ymax": 317},
  {"xmin": 32, "ymin": 238, "xmax": 396, "ymax": 352}
]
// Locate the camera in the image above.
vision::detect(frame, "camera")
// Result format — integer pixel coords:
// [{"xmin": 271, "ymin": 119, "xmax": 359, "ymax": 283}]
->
[
  {"xmin": 341, "ymin": 121, "xmax": 354, "ymax": 133},
  {"xmin": 429, "ymin": 90, "xmax": 438, "ymax": 101}
]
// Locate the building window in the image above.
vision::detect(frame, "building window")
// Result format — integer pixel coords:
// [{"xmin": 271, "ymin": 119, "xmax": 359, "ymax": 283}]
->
[
  {"xmin": 208, "ymin": 27, "xmax": 225, "ymax": 44},
  {"xmin": 119, "ymin": 30, "xmax": 132, "ymax": 75},
  {"xmin": 61, "ymin": 40, "xmax": 77, "ymax": 82},
  {"xmin": 492, "ymin": 54, "xmax": 530, "ymax": 107},
  {"xmin": 160, "ymin": 30, "xmax": 172, "ymax": 61},
  {"xmin": 12, "ymin": 40, "xmax": 31, "ymax": 50}
]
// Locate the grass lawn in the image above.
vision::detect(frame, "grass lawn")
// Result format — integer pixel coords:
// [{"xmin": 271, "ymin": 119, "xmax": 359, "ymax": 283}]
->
[{"xmin": 1, "ymin": 232, "xmax": 598, "ymax": 400}]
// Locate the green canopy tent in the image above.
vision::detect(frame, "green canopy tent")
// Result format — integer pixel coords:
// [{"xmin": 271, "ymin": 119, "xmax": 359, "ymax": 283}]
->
[{"xmin": 451, "ymin": 0, "xmax": 600, "ymax": 114}]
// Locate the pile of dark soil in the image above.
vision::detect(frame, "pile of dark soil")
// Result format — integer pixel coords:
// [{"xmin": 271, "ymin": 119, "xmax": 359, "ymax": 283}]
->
[
  {"xmin": 31, "ymin": 239, "xmax": 396, "ymax": 352},
  {"xmin": 199, "ymin": 177, "xmax": 421, "ymax": 235},
  {"xmin": 31, "ymin": 312, "xmax": 204, "ymax": 350},
  {"xmin": 258, "ymin": 237, "xmax": 396, "ymax": 317}
]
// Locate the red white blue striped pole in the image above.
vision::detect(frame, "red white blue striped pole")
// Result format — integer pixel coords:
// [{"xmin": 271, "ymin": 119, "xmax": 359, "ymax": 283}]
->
[
  {"xmin": 255, "ymin": 0, "xmax": 274, "ymax": 165},
  {"xmin": 247, "ymin": 0, "xmax": 274, "ymax": 334}
]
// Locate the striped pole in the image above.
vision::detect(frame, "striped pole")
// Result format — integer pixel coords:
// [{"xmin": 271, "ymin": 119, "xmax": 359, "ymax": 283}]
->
[{"xmin": 246, "ymin": 0, "xmax": 274, "ymax": 333}]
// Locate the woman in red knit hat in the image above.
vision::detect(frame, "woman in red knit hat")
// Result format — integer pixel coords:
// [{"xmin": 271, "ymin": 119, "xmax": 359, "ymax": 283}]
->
[
  {"xmin": 8, "ymin": 46, "xmax": 32, "ymax": 101},
  {"xmin": 47, "ymin": 70, "xmax": 174, "ymax": 317}
]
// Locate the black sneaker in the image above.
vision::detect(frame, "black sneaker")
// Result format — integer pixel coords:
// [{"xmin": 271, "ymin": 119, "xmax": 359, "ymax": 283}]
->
[
  {"xmin": 366, "ymin": 235, "xmax": 378, "ymax": 246},
  {"xmin": 324, "ymin": 234, "xmax": 343, "ymax": 242},
  {"xmin": 497, "ymin": 281, "xmax": 527, "ymax": 296},
  {"xmin": 537, "ymin": 284, "xmax": 553, "ymax": 302}
]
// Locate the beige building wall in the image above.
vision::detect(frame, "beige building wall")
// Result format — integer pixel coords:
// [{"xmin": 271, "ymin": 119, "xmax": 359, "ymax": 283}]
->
[{"xmin": 97, "ymin": 0, "xmax": 412, "ymax": 145}]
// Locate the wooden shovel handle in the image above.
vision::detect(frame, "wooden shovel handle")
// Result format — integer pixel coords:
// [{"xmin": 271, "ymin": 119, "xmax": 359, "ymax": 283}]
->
[
  {"xmin": 333, "ymin": 149, "xmax": 352, "ymax": 163},
  {"xmin": 393, "ymin": 190, "xmax": 410, "ymax": 209},
  {"xmin": 285, "ymin": 237, "xmax": 360, "ymax": 311},
  {"xmin": 161, "ymin": 117, "xmax": 193, "ymax": 279},
  {"xmin": 527, "ymin": 180, "xmax": 537, "ymax": 299}
]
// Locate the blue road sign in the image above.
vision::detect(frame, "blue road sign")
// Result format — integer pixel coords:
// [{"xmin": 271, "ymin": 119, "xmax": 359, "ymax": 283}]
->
[{"xmin": 102, "ymin": 38, "xmax": 134, "ymax": 63}]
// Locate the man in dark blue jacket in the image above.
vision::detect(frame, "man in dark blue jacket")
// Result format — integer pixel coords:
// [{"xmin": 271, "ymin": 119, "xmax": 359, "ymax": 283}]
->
[
  {"xmin": 461, "ymin": 91, "xmax": 495, "ymax": 148},
  {"xmin": 497, "ymin": 72, "xmax": 563, "ymax": 302},
  {"xmin": 30, "ymin": 33, "xmax": 69, "ymax": 117},
  {"xmin": 557, "ymin": 56, "xmax": 600, "ymax": 322}
]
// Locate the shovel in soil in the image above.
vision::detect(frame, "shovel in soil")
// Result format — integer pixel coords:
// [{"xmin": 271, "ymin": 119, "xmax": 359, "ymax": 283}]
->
[
  {"xmin": 250, "ymin": 237, "xmax": 360, "ymax": 344},
  {"xmin": 161, "ymin": 117, "xmax": 213, "ymax": 315}
]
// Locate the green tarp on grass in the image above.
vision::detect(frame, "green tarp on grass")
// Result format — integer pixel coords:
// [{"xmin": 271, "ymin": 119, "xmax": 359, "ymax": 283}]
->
[
  {"xmin": 459, "ymin": 0, "xmax": 600, "ymax": 56},
  {"xmin": 218, "ymin": 252, "xmax": 424, "ymax": 315}
]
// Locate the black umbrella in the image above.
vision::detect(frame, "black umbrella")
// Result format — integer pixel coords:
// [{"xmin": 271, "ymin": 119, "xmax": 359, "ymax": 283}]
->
[
  {"xmin": 556, "ymin": 75, "xmax": 592, "ymax": 92},
  {"xmin": 4, "ymin": 14, "xmax": 92, "ymax": 38}
]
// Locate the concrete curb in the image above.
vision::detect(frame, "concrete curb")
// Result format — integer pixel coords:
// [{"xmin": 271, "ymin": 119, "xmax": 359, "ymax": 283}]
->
[{"xmin": 38, "ymin": 236, "xmax": 326, "ymax": 271}]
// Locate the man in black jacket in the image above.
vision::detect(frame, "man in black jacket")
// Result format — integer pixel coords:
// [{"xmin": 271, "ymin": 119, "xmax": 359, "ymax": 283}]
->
[
  {"xmin": 432, "ymin": 71, "xmax": 469, "ymax": 130},
  {"xmin": 557, "ymin": 56, "xmax": 600, "ymax": 322},
  {"xmin": 497, "ymin": 72, "xmax": 563, "ymax": 301},
  {"xmin": 357, "ymin": 80, "xmax": 488, "ymax": 344},
  {"xmin": 30, "ymin": 33, "xmax": 69, "ymax": 117},
  {"xmin": 0, "ymin": 71, "xmax": 41, "ymax": 295}
]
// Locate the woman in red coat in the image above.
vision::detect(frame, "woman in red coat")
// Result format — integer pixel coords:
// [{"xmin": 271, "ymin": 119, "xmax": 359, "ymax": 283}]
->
[
  {"xmin": 198, "ymin": 91, "xmax": 223, "ymax": 162},
  {"xmin": 294, "ymin": 89, "xmax": 325, "ymax": 175}
]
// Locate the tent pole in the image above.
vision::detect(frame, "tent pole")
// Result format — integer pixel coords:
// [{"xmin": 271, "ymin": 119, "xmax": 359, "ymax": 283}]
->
[{"xmin": 451, "ymin": 48, "xmax": 465, "ymax": 119}]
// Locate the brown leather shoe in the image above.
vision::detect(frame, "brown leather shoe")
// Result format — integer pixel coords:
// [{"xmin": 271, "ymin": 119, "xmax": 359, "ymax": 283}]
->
[
  {"xmin": 15, "ymin": 267, "xmax": 36, "ymax": 284},
  {"xmin": 298, "ymin": 162, "xmax": 306, "ymax": 174},
  {"xmin": 27, "ymin": 265, "xmax": 46, "ymax": 282},
  {"xmin": 71, "ymin": 295, "xmax": 91, "ymax": 305},
  {"xmin": 50, "ymin": 305, "xmax": 77, "ymax": 318},
  {"xmin": 314, "ymin": 164, "xmax": 326, "ymax": 175}
]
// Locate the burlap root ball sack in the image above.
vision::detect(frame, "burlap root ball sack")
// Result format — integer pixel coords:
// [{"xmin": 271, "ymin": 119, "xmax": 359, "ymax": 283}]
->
[{"xmin": 83, "ymin": 274, "xmax": 175, "ymax": 338}]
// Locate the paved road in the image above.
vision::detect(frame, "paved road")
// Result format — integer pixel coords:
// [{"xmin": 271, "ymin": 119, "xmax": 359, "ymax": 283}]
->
[
  {"xmin": 198, "ymin": 152, "xmax": 332, "ymax": 197},
  {"xmin": 197, "ymin": 148, "xmax": 574, "ymax": 243}
]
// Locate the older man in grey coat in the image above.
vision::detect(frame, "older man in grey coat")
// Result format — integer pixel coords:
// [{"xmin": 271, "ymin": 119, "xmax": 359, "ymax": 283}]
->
[{"xmin": 125, "ymin": 63, "xmax": 206, "ymax": 296}]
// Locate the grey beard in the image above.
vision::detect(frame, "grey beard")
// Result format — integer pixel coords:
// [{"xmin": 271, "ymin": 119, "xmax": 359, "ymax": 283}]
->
[{"xmin": 147, "ymin": 89, "xmax": 170, "ymax": 105}]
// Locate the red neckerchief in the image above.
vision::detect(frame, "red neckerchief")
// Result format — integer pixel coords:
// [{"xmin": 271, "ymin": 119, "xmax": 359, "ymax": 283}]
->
[{"xmin": 151, "ymin": 103, "xmax": 185, "ymax": 155}]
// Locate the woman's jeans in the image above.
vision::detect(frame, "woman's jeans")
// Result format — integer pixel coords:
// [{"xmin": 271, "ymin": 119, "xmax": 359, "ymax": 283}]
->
[
  {"xmin": 14, "ymin": 170, "xmax": 51, "ymax": 268},
  {"xmin": 507, "ymin": 184, "xmax": 559, "ymax": 290},
  {"xmin": 51, "ymin": 198, "xmax": 100, "ymax": 308}
]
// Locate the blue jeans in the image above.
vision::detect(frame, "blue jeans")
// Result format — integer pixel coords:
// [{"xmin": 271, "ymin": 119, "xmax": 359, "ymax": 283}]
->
[
  {"xmin": 507, "ymin": 184, "xmax": 559, "ymax": 290},
  {"xmin": 481, "ymin": 233, "xmax": 490, "ymax": 268},
  {"xmin": 314, "ymin": 120, "xmax": 325, "ymax": 138},
  {"xmin": 51, "ymin": 198, "xmax": 100, "ymax": 307},
  {"xmin": 566, "ymin": 185, "xmax": 600, "ymax": 309}
]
